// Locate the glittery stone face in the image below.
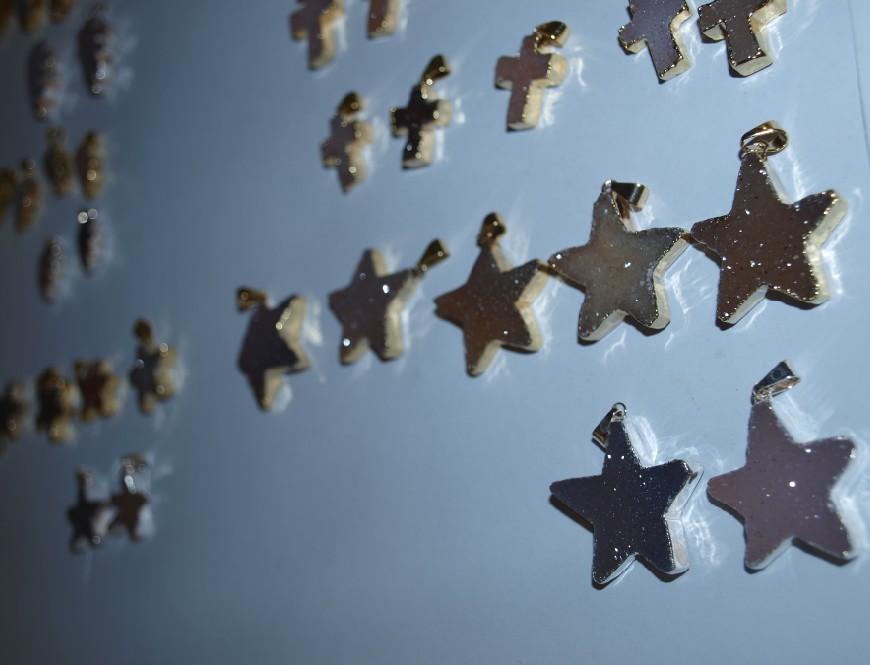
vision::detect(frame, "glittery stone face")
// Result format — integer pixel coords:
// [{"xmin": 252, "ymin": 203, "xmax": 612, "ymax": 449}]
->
[
  {"xmin": 435, "ymin": 239, "xmax": 546, "ymax": 376},
  {"xmin": 238, "ymin": 295, "xmax": 310, "ymax": 410},
  {"xmin": 551, "ymin": 419, "xmax": 702, "ymax": 585},
  {"xmin": 690, "ymin": 153, "xmax": 846, "ymax": 325},
  {"xmin": 697, "ymin": 0, "xmax": 787, "ymax": 76},
  {"xmin": 495, "ymin": 33, "xmax": 567, "ymax": 130},
  {"xmin": 330, "ymin": 250, "xmax": 422, "ymax": 364},
  {"xmin": 290, "ymin": 0, "xmax": 345, "ymax": 69},
  {"xmin": 708, "ymin": 402, "xmax": 856, "ymax": 570},
  {"xmin": 550, "ymin": 189, "xmax": 687, "ymax": 341},
  {"xmin": 619, "ymin": 0, "xmax": 692, "ymax": 81}
]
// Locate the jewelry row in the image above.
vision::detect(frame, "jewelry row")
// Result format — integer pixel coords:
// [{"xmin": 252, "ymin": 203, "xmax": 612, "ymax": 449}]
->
[
  {"xmin": 290, "ymin": 1, "xmax": 788, "ymax": 80},
  {"xmin": 238, "ymin": 121, "xmax": 845, "ymax": 407}
]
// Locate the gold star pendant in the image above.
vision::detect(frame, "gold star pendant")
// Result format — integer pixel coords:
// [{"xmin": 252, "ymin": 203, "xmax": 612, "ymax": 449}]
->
[
  {"xmin": 75, "ymin": 359, "xmax": 120, "ymax": 422},
  {"xmin": 690, "ymin": 122, "xmax": 847, "ymax": 325},
  {"xmin": 237, "ymin": 288, "xmax": 310, "ymax": 410},
  {"xmin": 549, "ymin": 181, "xmax": 687, "ymax": 341},
  {"xmin": 435, "ymin": 214, "xmax": 547, "ymax": 376},
  {"xmin": 330, "ymin": 240, "xmax": 448, "ymax": 364},
  {"xmin": 129, "ymin": 319, "xmax": 178, "ymax": 414}
]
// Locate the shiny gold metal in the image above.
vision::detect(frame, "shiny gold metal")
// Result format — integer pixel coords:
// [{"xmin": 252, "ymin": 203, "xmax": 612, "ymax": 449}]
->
[
  {"xmin": 330, "ymin": 239, "xmax": 449, "ymax": 364},
  {"xmin": 740, "ymin": 120, "xmax": 788, "ymax": 157},
  {"xmin": 36, "ymin": 367, "xmax": 76, "ymax": 443},
  {"xmin": 690, "ymin": 124, "xmax": 846, "ymax": 325},
  {"xmin": 290, "ymin": 0, "xmax": 344, "ymax": 69},
  {"xmin": 0, "ymin": 168, "xmax": 17, "ymax": 227},
  {"xmin": 67, "ymin": 468, "xmax": 111, "ymax": 552},
  {"xmin": 322, "ymin": 92, "xmax": 373, "ymax": 193},
  {"xmin": 76, "ymin": 131, "xmax": 104, "ymax": 199},
  {"xmin": 495, "ymin": 22, "xmax": 569, "ymax": 130},
  {"xmin": 751, "ymin": 360, "xmax": 798, "ymax": 404},
  {"xmin": 129, "ymin": 319, "xmax": 178, "ymax": 414},
  {"xmin": 28, "ymin": 40, "xmax": 59, "ymax": 120},
  {"xmin": 77, "ymin": 208, "xmax": 101, "ymax": 274},
  {"xmin": 21, "ymin": 0, "xmax": 47, "ymax": 32},
  {"xmin": 698, "ymin": 0, "xmax": 786, "ymax": 76},
  {"xmin": 39, "ymin": 236, "xmax": 64, "ymax": 302},
  {"xmin": 435, "ymin": 214, "xmax": 547, "ymax": 376},
  {"xmin": 237, "ymin": 290, "xmax": 310, "ymax": 410},
  {"xmin": 368, "ymin": 0, "xmax": 398, "ymax": 37},
  {"xmin": 619, "ymin": 0, "xmax": 692, "ymax": 81},
  {"xmin": 51, "ymin": 0, "xmax": 76, "ymax": 22},
  {"xmin": 391, "ymin": 55, "xmax": 452, "ymax": 168},
  {"xmin": 110, "ymin": 455, "xmax": 151, "ymax": 541},
  {"xmin": 0, "ymin": 0, "xmax": 14, "ymax": 37},
  {"xmin": 0, "ymin": 381, "xmax": 28, "ymax": 445},
  {"xmin": 16, "ymin": 159, "xmax": 42, "ymax": 232},
  {"xmin": 79, "ymin": 3, "xmax": 113, "ymax": 96},
  {"xmin": 45, "ymin": 126, "xmax": 75, "ymax": 196},
  {"xmin": 549, "ymin": 181, "xmax": 687, "ymax": 341},
  {"xmin": 75, "ymin": 359, "xmax": 119, "ymax": 422}
]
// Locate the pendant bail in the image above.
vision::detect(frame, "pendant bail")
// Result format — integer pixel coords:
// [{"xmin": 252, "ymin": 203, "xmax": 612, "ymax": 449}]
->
[
  {"xmin": 534, "ymin": 21, "xmax": 570, "ymax": 49},
  {"xmin": 477, "ymin": 212, "xmax": 507, "ymax": 247},
  {"xmin": 605, "ymin": 180, "xmax": 648, "ymax": 219},
  {"xmin": 752, "ymin": 361, "xmax": 800, "ymax": 404},
  {"xmin": 592, "ymin": 402, "xmax": 627, "ymax": 448},
  {"xmin": 740, "ymin": 121, "xmax": 788, "ymax": 159},
  {"xmin": 237, "ymin": 287, "xmax": 268, "ymax": 311},
  {"xmin": 416, "ymin": 239, "xmax": 449, "ymax": 273}
]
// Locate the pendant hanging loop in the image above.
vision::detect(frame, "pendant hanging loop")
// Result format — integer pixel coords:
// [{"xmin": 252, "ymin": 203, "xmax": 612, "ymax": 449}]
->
[{"xmin": 740, "ymin": 121, "xmax": 788, "ymax": 159}]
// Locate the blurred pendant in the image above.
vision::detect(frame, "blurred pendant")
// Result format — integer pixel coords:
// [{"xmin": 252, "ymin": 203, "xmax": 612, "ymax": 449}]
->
[
  {"xmin": 290, "ymin": 0, "xmax": 344, "ymax": 69},
  {"xmin": 435, "ymin": 213, "xmax": 546, "ymax": 376},
  {"xmin": 67, "ymin": 467, "xmax": 112, "ymax": 552},
  {"xmin": 330, "ymin": 239, "xmax": 449, "ymax": 365},
  {"xmin": 21, "ymin": 0, "xmax": 47, "ymax": 32},
  {"xmin": 322, "ymin": 92, "xmax": 373, "ymax": 192},
  {"xmin": 0, "ymin": 0, "xmax": 15, "ymax": 37},
  {"xmin": 619, "ymin": 0, "xmax": 692, "ymax": 81},
  {"xmin": 708, "ymin": 362, "xmax": 857, "ymax": 570},
  {"xmin": 236, "ymin": 288, "xmax": 310, "ymax": 411},
  {"xmin": 39, "ymin": 235, "xmax": 64, "ymax": 302},
  {"xmin": 16, "ymin": 159, "xmax": 42, "ymax": 232},
  {"xmin": 549, "ymin": 180, "xmax": 687, "ymax": 342},
  {"xmin": 129, "ymin": 319, "xmax": 178, "ymax": 414},
  {"xmin": 110, "ymin": 455, "xmax": 152, "ymax": 542},
  {"xmin": 28, "ymin": 40, "xmax": 59, "ymax": 120},
  {"xmin": 495, "ymin": 21, "xmax": 569, "ymax": 130},
  {"xmin": 697, "ymin": 0, "xmax": 786, "ymax": 76},
  {"xmin": 36, "ymin": 367, "xmax": 76, "ymax": 443},
  {"xmin": 551, "ymin": 403, "xmax": 702, "ymax": 585},
  {"xmin": 0, "ymin": 381, "xmax": 28, "ymax": 446},
  {"xmin": 77, "ymin": 208, "xmax": 102, "ymax": 273},
  {"xmin": 690, "ymin": 122, "xmax": 846, "ymax": 325},
  {"xmin": 391, "ymin": 55, "xmax": 452, "ymax": 168},
  {"xmin": 368, "ymin": 0, "xmax": 398, "ymax": 37},
  {"xmin": 79, "ymin": 3, "xmax": 113, "ymax": 96},
  {"xmin": 45, "ymin": 126, "xmax": 75, "ymax": 196},
  {"xmin": 51, "ymin": 0, "xmax": 76, "ymax": 23},
  {"xmin": 0, "ymin": 168, "xmax": 17, "ymax": 227},
  {"xmin": 76, "ymin": 131, "xmax": 104, "ymax": 199},
  {"xmin": 75, "ymin": 358, "xmax": 119, "ymax": 421}
]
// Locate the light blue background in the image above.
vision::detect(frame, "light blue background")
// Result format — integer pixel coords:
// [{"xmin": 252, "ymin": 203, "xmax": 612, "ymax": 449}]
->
[{"xmin": 1, "ymin": 1, "xmax": 869, "ymax": 662}]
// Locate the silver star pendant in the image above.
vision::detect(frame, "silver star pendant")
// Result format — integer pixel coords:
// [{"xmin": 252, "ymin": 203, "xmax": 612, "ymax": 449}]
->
[
  {"xmin": 708, "ymin": 362, "xmax": 857, "ymax": 571},
  {"xmin": 551, "ymin": 404, "xmax": 702, "ymax": 585}
]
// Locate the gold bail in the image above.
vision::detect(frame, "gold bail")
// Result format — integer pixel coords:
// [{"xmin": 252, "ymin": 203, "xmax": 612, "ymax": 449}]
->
[
  {"xmin": 421, "ymin": 55, "xmax": 451, "ymax": 85},
  {"xmin": 133, "ymin": 319, "xmax": 154, "ymax": 345},
  {"xmin": 338, "ymin": 91, "xmax": 363, "ymax": 116},
  {"xmin": 417, "ymin": 239, "xmax": 450, "ymax": 273},
  {"xmin": 740, "ymin": 121, "xmax": 788, "ymax": 158},
  {"xmin": 534, "ymin": 21, "xmax": 570, "ymax": 48},
  {"xmin": 477, "ymin": 212, "xmax": 507, "ymax": 247},
  {"xmin": 752, "ymin": 361, "xmax": 800, "ymax": 404},
  {"xmin": 237, "ymin": 287, "xmax": 268, "ymax": 311},
  {"xmin": 592, "ymin": 403, "xmax": 627, "ymax": 449},
  {"xmin": 606, "ymin": 180, "xmax": 648, "ymax": 218}
]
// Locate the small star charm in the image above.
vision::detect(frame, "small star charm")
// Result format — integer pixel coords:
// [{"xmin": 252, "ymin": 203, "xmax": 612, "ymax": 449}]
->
[
  {"xmin": 550, "ymin": 181, "xmax": 687, "ymax": 341},
  {"xmin": 551, "ymin": 403, "xmax": 702, "ymax": 585},
  {"xmin": 75, "ymin": 358, "xmax": 120, "ymax": 422},
  {"xmin": 690, "ymin": 122, "xmax": 847, "ymax": 325},
  {"xmin": 330, "ymin": 239, "xmax": 448, "ymax": 364},
  {"xmin": 368, "ymin": 0, "xmax": 399, "ymax": 37},
  {"xmin": 697, "ymin": 0, "xmax": 786, "ymax": 76},
  {"xmin": 110, "ymin": 455, "xmax": 152, "ymax": 542},
  {"xmin": 619, "ymin": 0, "xmax": 692, "ymax": 81},
  {"xmin": 708, "ymin": 362, "xmax": 857, "ymax": 570},
  {"xmin": 290, "ymin": 0, "xmax": 344, "ymax": 69},
  {"xmin": 391, "ymin": 55, "xmax": 452, "ymax": 168},
  {"xmin": 67, "ymin": 468, "xmax": 112, "ymax": 553},
  {"xmin": 36, "ymin": 367, "xmax": 76, "ymax": 443},
  {"xmin": 0, "ymin": 381, "xmax": 28, "ymax": 447},
  {"xmin": 435, "ymin": 214, "xmax": 547, "ymax": 376},
  {"xmin": 495, "ymin": 21, "xmax": 569, "ymax": 130},
  {"xmin": 129, "ymin": 319, "xmax": 178, "ymax": 414},
  {"xmin": 237, "ymin": 288, "xmax": 311, "ymax": 410},
  {"xmin": 322, "ymin": 92, "xmax": 373, "ymax": 193}
]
